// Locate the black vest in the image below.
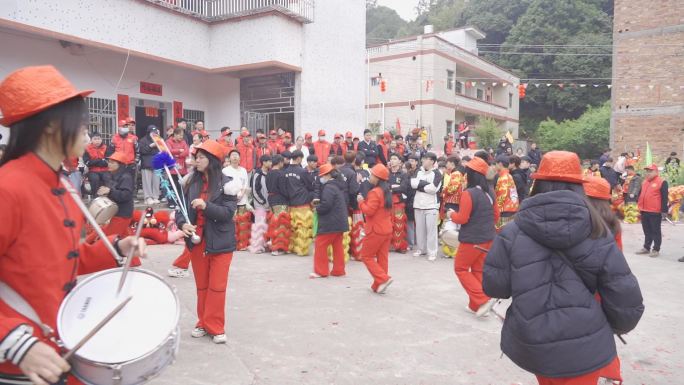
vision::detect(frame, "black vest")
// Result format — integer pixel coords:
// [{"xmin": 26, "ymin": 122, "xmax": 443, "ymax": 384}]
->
[{"xmin": 459, "ymin": 187, "xmax": 496, "ymax": 244}]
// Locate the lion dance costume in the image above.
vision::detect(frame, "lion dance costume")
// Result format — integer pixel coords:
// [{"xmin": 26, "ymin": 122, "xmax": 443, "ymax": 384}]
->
[
  {"xmin": 268, "ymin": 205, "xmax": 291, "ymax": 252},
  {"xmin": 235, "ymin": 206, "xmax": 252, "ymax": 251},
  {"xmin": 289, "ymin": 205, "xmax": 314, "ymax": 256},
  {"xmin": 669, "ymin": 186, "xmax": 684, "ymax": 222}
]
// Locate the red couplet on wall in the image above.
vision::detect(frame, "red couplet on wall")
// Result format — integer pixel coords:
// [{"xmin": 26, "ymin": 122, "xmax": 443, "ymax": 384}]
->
[
  {"xmin": 173, "ymin": 101, "xmax": 183, "ymax": 127},
  {"xmin": 140, "ymin": 81, "xmax": 163, "ymax": 96},
  {"xmin": 117, "ymin": 94, "xmax": 129, "ymax": 122}
]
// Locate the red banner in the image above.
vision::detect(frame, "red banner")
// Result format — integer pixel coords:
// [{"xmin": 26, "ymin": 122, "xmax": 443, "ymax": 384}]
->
[
  {"xmin": 117, "ymin": 94, "xmax": 129, "ymax": 122},
  {"xmin": 140, "ymin": 81, "xmax": 163, "ymax": 96},
  {"xmin": 173, "ymin": 101, "xmax": 183, "ymax": 127}
]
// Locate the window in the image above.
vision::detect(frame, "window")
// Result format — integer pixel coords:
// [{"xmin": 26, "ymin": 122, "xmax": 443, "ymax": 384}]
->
[
  {"xmin": 446, "ymin": 120, "xmax": 453, "ymax": 135},
  {"xmin": 509, "ymin": 93, "xmax": 513, "ymax": 108},
  {"xmin": 183, "ymin": 109, "xmax": 205, "ymax": 130},
  {"xmin": 476, "ymin": 89, "xmax": 484, "ymax": 100},
  {"xmin": 485, "ymin": 87, "xmax": 492, "ymax": 102},
  {"xmin": 455, "ymin": 81, "xmax": 463, "ymax": 94},
  {"xmin": 447, "ymin": 70, "xmax": 454, "ymax": 90},
  {"xmin": 86, "ymin": 97, "xmax": 117, "ymax": 144}
]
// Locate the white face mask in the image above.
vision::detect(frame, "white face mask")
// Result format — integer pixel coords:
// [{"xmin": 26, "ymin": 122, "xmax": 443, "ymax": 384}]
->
[
  {"xmin": 320, "ymin": 176, "xmax": 329, "ymax": 185},
  {"xmin": 119, "ymin": 127, "xmax": 130, "ymax": 135}
]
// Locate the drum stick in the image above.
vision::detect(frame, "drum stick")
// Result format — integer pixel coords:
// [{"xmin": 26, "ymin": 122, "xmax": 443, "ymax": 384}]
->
[
  {"xmin": 60, "ymin": 177, "xmax": 122, "ymax": 263},
  {"xmin": 474, "ymin": 245, "xmax": 490, "ymax": 253},
  {"xmin": 116, "ymin": 217, "xmax": 145, "ymax": 295},
  {"xmin": 62, "ymin": 296, "xmax": 133, "ymax": 360}
]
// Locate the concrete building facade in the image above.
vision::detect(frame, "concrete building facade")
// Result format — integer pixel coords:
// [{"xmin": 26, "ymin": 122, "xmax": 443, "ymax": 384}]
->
[
  {"xmin": 366, "ymin": 26, "xmax": 520, "ymax": 151},
  {"xmin": 611, "ymin": 0, "xmax": 684, "ymax": 159},
  {"xmin": 0, "ymin": 0, "xmax": 366, "ymax": 143}
]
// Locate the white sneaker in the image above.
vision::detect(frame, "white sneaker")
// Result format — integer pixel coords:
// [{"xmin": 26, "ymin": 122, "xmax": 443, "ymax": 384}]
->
[
  {"xmin": 427, "ymin": 255, "xmax": 437, "ymax": 262},
  {"xmin": 191, "ymin": 327, "xmax": 207, "ymax": 338},
  {"xmin": 464, "ymin": 305, "xmax": 476, "ymax": 315},
  {"xmin": 476, "ymin": 299, "xmax": 498, "ymax": 318},
  {"xmin": 412, "ymin": 250, "xmax": 424, "ymax": 257},
  {"xmin": 152, "ymin": 198, "xmax": 160, "ymax": 204},
  {"xmin": 212, "ymin": 334, "xmax": 227, "ymax": 344},
  {"xmin": 271, "ymin": 250, "xmax": 284, "ymax": 256},
  {"xmin": 376, "ymin": 279, "xmax": 393, "ymax": 294},
  {"xmin": 168, "ymin": 267, "xmax": 189, "ymax": 278},
  {"xmin": 145, "ymin": 197, "xmax": 154, "ymax": 205},
  {"xmin": 309, "ymin": 272, "xmax": 323, "ymax": 279}
]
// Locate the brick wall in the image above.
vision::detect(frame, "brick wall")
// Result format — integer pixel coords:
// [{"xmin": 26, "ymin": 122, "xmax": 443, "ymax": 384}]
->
[{"xmin": 611, "ymin": 0, "xmax": 684, "ymax": 160}]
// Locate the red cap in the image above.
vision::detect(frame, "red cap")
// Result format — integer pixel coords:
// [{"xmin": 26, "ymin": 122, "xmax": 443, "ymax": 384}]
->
[
  {"xmin": 108, "ymin": 151, "xmax": 128, "ymax": 164},
  {"xmin": 241, "ymin": 130, "xmax": 251, "ymax": 137},
  {"xmin": 195, "ymin": 139, "xmax": 226, "ymax": 161},
  {"xmin": 345, "ymin": 131, "xmax": 353, "ymax": 138},
  {"xmin": 305, "ymin": 132, "xmax": 313, "ymax": 139},
  {"xmin": 465, "ymin": 157, "xmax": 489, "ymax": 176},
  {"xmin": 370, "ymin": 164, "xmax": 389, "ymax": 181},
  {"xmin": 284, "ymin": 132, "xmax": 292, "ymax": 138},
  {"xmin": 0, "ymin": 65, "xmax": 94, "ymax": 126},
  {"xmin": 644, "ymin": 163, "xmax": 658, "ymax": 171},
  {"xmin": 334, "ymin": 133, "xmax": 342, "ymax": 139},
  {"xmin": 383, "ymin": 131, "xmax": 392, "ymax": 140},
  {"xmin": 127, "ymin": 117, "xmax": 136, "ymax": 124},
  {"xmin": 269, "ymin": 130, "xmax": 277, "ymax": 136},
  {"xmin": 318, "ymin": 129, "xmax": 326, "ymax": 137},
  {"xmin": 200, "ymin": 130, "xmax": 209, "ymax": 138},
  {"xmin": 531, "ymin": 151, "xmax": 586, "ymax": 184},
  {"xmin": 257, "ymin": 133, "xmax": 266, "ymax": 140},
  {"xmin": 319, "ymin": 163, "xmax": 334, "ymax": 177},
  {"xmin": 584, "ymin": 176, "xmax": 611, "ymax": 200},
  {"xmin": 118, "ymin": 119, "xmax": 130, "ymax": 127}
]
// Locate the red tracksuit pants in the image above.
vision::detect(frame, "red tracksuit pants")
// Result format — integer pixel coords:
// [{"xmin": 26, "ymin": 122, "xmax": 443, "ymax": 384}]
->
[
  {"xmin": 172, "ymin": 248, "xmax": 191, "ymax": 269},
  {"xmin": 85, "ymin": 216, "xmax": 131, "ymax": 243},
  {"xmin": 313, "ymin": 232, "xmax": 346, "ymax": 277},
  {"xmin": 189, "ymin": 242, "xmax": 233, "ymax": 335},
  {"xmin": 360, "ymin": 232, "xmax": 391, "ymax": 291},
  {"xmin": 454, "ymin": 241, "xmax": 492, "ymax": 311}
]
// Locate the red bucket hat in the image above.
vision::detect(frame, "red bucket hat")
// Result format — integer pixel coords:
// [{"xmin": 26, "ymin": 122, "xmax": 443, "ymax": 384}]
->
[
  {"xmin": 465, "ymin": 157, "xmax": 489, "ymax": 176},
  {"xmin": 370, "ymin": 164, "xmax": 389, "ymax": 181},
  {"xmin": 319, "ymin": 163, "xmax": 334, "ymax": 177},
  {"xmin": 584, "ymin": 176, "xmax": 611, "ymax": 200},
  {"xmin": 0, "ymin": 65, "xmax": 94, "ymax": 126},
  {"xmin": 195, "ymin": 139, "xmax": 226, "ymax": 161},
  {"xmin": 107, "ymin": 151, "xmax": 128, "ymax": 164},
  {"xmin": 532, "ymin": 151, "xmax": 586, "ymax": 184}
]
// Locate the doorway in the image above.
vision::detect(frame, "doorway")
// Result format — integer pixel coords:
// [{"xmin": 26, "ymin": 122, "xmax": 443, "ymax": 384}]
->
[{"xmin": 134, "ymin": 106, "xmax": 166, "ymax": 138}]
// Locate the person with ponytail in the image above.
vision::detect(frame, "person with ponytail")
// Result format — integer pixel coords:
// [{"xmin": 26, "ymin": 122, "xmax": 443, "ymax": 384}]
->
[
  {"xmin": 585, "ymin": 176, "xmax": 623, "ymax": 250},
  {"xmin": 175, "ymin": 140, "xmax": 238, "ymax": 345},
  {"xmin": 0, "ymin": 66, "xmax": 145, "ymax": 384},
  {"xmin": 357, "ymin": 164, "xmax": 394, "ymax": 294},
  {"xmin": 446, "ymin": 156, "xmax": 499, "ymax": 317},
  {"xmin": 483, "ymin": 151, "xmax": 643, "ymax": 385}
]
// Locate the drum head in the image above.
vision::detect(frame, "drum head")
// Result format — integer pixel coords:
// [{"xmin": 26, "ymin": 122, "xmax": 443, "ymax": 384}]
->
[
  {"xmin": 58, "ymin": 269, "xmax": 179, "ymax": 364},
  {"xmin": 441, "ymin": 230, "xmax": 460, "ymax": 248},
  {"xmin": 90, "ymin": 198, "xmax": 118, "ymax": 225}
]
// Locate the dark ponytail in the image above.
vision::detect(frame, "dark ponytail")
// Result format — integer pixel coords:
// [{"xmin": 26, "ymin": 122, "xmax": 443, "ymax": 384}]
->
[{"xmin": 377, "ymin": 180, "xmax": 392, "ymax": 209}]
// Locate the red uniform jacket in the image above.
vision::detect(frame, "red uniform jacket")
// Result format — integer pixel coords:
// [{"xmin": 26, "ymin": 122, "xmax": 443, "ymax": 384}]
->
[
  {"xmin": 255, "ymin": 146, "xmax": 273, "ymax": 168},
  {"xmin": 0, "ymin": 154, "xmax": 119, "ymax": 376},
  {"xmin": 84, "ymin": 144, "xmax": 109, "ymax": 172},
  {"xmin": 267, "ymin": 140, "xmax": 283, "ymax": 155},
  {"xmin": 360, "ymin": 187, "xmax": 392, "ymax": 236},
  {"xmin": 237, "ymin": 142, "xmax": 255, "ymax": 172},
  {"xmin": 165, "ymin": 137, "xmax": 190, "ymax": 175},
  {"xmin": 110, "ymin": 133, "xmax": 138, "ymax": 165},
  {"xmin": 444, "ymin": 140, "xmax": 455, "ymax": 156},
  {"xmin": 218, "ymin": 134, "xmax": 234, "ymax": 153},
  {"xmin": 313, "ymin": 140, "xmax": 331, "ymax": 166},
  {"xmin": 638, "ymin": 176, "xmax": 667, "ymax": 213},
  {"xmin": 330, "ymin": 142, "xmax": 347, "ymax": 157}
]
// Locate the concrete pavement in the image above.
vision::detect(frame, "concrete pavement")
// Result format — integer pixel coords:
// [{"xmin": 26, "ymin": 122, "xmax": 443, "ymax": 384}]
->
[{"xmin": 142, "ymin": 222, "xmax": 684, "ymax": 385}]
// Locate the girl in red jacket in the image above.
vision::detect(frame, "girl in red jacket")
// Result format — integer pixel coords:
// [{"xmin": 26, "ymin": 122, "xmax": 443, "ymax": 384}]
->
[{"xmin": 357, "ymin": 164, "xmax": 394, "ymax": 294}]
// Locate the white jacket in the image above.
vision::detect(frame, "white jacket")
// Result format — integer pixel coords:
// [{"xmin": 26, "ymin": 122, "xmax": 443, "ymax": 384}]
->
[{"xmin": 410, "ymin": 167, "xmax": 441, "ymax": 210}]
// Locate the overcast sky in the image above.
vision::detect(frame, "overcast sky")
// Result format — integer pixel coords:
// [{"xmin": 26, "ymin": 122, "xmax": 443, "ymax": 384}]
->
[{"xmin": 376, "ymin": 0, "xmax": 419, "ymax": 21}]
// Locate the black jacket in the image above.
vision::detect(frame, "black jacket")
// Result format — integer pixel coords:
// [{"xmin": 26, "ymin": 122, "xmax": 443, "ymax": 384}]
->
[
  {"xmin": 284, "ymin": 165, "xmax": 312, "ymax": 206},
  {"xmin": 357, "ymin": 168, "xmax": 371, "ymax": 198},
  {"xmin": 107, "ymin": 168, "xmax": 134, "ymax": 218},
  {"xmin": 340, "ymin": 164, "xmax": 359, "ymax": 209},
  {"xmin": 358, "ymin": 140, "xmax": 378, "ymax": 166},
  {"xmin": 389, "ymin": 169, "xmax": 408, "ymax": 203},
  {"xmin": 266, "ymin": 169, "xmax": 288, "ymax": 207},
  {"xmin": 138, "ymin": 134, "xmax": 160, "ymax": 170},
  {"xmin": 484, "ymin": 190, "xmax": 644, "ymax": 378},
  {"xmin": 600, "ymin": 166, "xmax": 619, "ymax": 189},
  {"xmin": 317, "ymin": 180, "xmax": 350, "ymax": 234},
  {"xmin": 176, "ymin": 174, "xmax": 237, "ymax": 253},
  {"xmin": 510, "ymin": 168, "xmax": 528, "ymax": 203},
  {"xmin": 527, "ymin": 148, "xmax": 542, "ymax": 167}
]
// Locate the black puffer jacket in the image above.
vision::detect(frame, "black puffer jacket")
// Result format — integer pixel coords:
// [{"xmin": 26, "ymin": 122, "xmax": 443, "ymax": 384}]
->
[
  {"xmin": 107, "ymin": 168, "xmax": 133, "ymax": 218},
  {"xmin": 317, "ymin": 180, "xmax": 349, "ymax": 234},
  {"xmin": 484, "ymin": 190, "xmax": 644, "ymax": 378},
  {"xmin": 176, "ymin": 174, "xmax": 237, "ymax": 253}
]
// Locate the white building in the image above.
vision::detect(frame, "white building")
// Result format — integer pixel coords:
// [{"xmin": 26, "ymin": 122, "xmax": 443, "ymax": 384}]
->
[
  {"xmin": 0, "ymin": 0, "xmax": 366, "ymax": 143},
  {"xmin": 366, "ymin": 26, "xmax": 520, "ymax": 151}
]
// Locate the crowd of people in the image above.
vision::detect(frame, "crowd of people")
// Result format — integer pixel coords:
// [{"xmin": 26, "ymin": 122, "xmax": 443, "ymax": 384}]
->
[{"xmin": 2, "ymin": 65, "xmax": 678, "ymax": 385}]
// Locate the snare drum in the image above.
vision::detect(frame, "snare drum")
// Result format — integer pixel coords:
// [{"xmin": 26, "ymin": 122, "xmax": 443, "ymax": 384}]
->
[
  {"xmin": 89, "ymin": 197, "xmax": 119, "ymax": 225},
  {"xmin": 57, "ymin": 269, "xmax": 180, "ymax": 385},
  {"xmin": 439, "ymin": 221, "xmax": 460, "ymax": 248}
]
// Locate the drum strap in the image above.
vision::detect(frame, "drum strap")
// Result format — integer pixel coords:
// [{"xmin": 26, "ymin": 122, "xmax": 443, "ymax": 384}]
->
[{"xmin": 0, "ymin": 281, "xmax": 53, "ymax": 337}]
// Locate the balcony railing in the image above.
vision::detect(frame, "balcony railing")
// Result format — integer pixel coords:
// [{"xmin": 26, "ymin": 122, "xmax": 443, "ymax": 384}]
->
[{"xmin": 146, "ymin": 0, "xmax": 315, "ymax": 23}]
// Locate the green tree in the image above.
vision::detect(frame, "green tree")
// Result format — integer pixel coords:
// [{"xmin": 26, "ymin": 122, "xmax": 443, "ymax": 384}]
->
[
  {"xmin": 366, "ymin": 6, "xmax": 408, "ymax": 45},
  {"xmin": 536, "ymin": 102, "xmax": 610, "ymax": 159},
  {"xmin": 474, "ymin": 118, "xmax": 502, "ymax": 150}
]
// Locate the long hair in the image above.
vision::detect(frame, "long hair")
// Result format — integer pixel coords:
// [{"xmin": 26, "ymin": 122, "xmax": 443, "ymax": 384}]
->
[
  {"xmin": 466, "ymin": 168, "xmax": 490, "ymax": 195},
  {"xmin": 184, "ymin": 149, "xmax": 224, "ymax": 200},
  {"xmin": 588, "ymin": 197, "xmax": 621, "ymax": 236},
  {"xmin": 377, "ymin": 180, "xmax": 392, "ymax": 209},
  {"xmin": 0, "ymin": 97, "xmax": 88, "ymax": 166},
  {"xmin": 530, "ymin": 180, "xmax": 608, "ymax": 239}
]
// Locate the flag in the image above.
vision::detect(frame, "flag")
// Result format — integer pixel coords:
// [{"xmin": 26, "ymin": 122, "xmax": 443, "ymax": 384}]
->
[
  {"xmin": 396, "ymin": 118, "xmax": 401, "ymax": 134},
  {"xmin": 646, "ymin": 142, "xmax": 652, "ymax": 165}
]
